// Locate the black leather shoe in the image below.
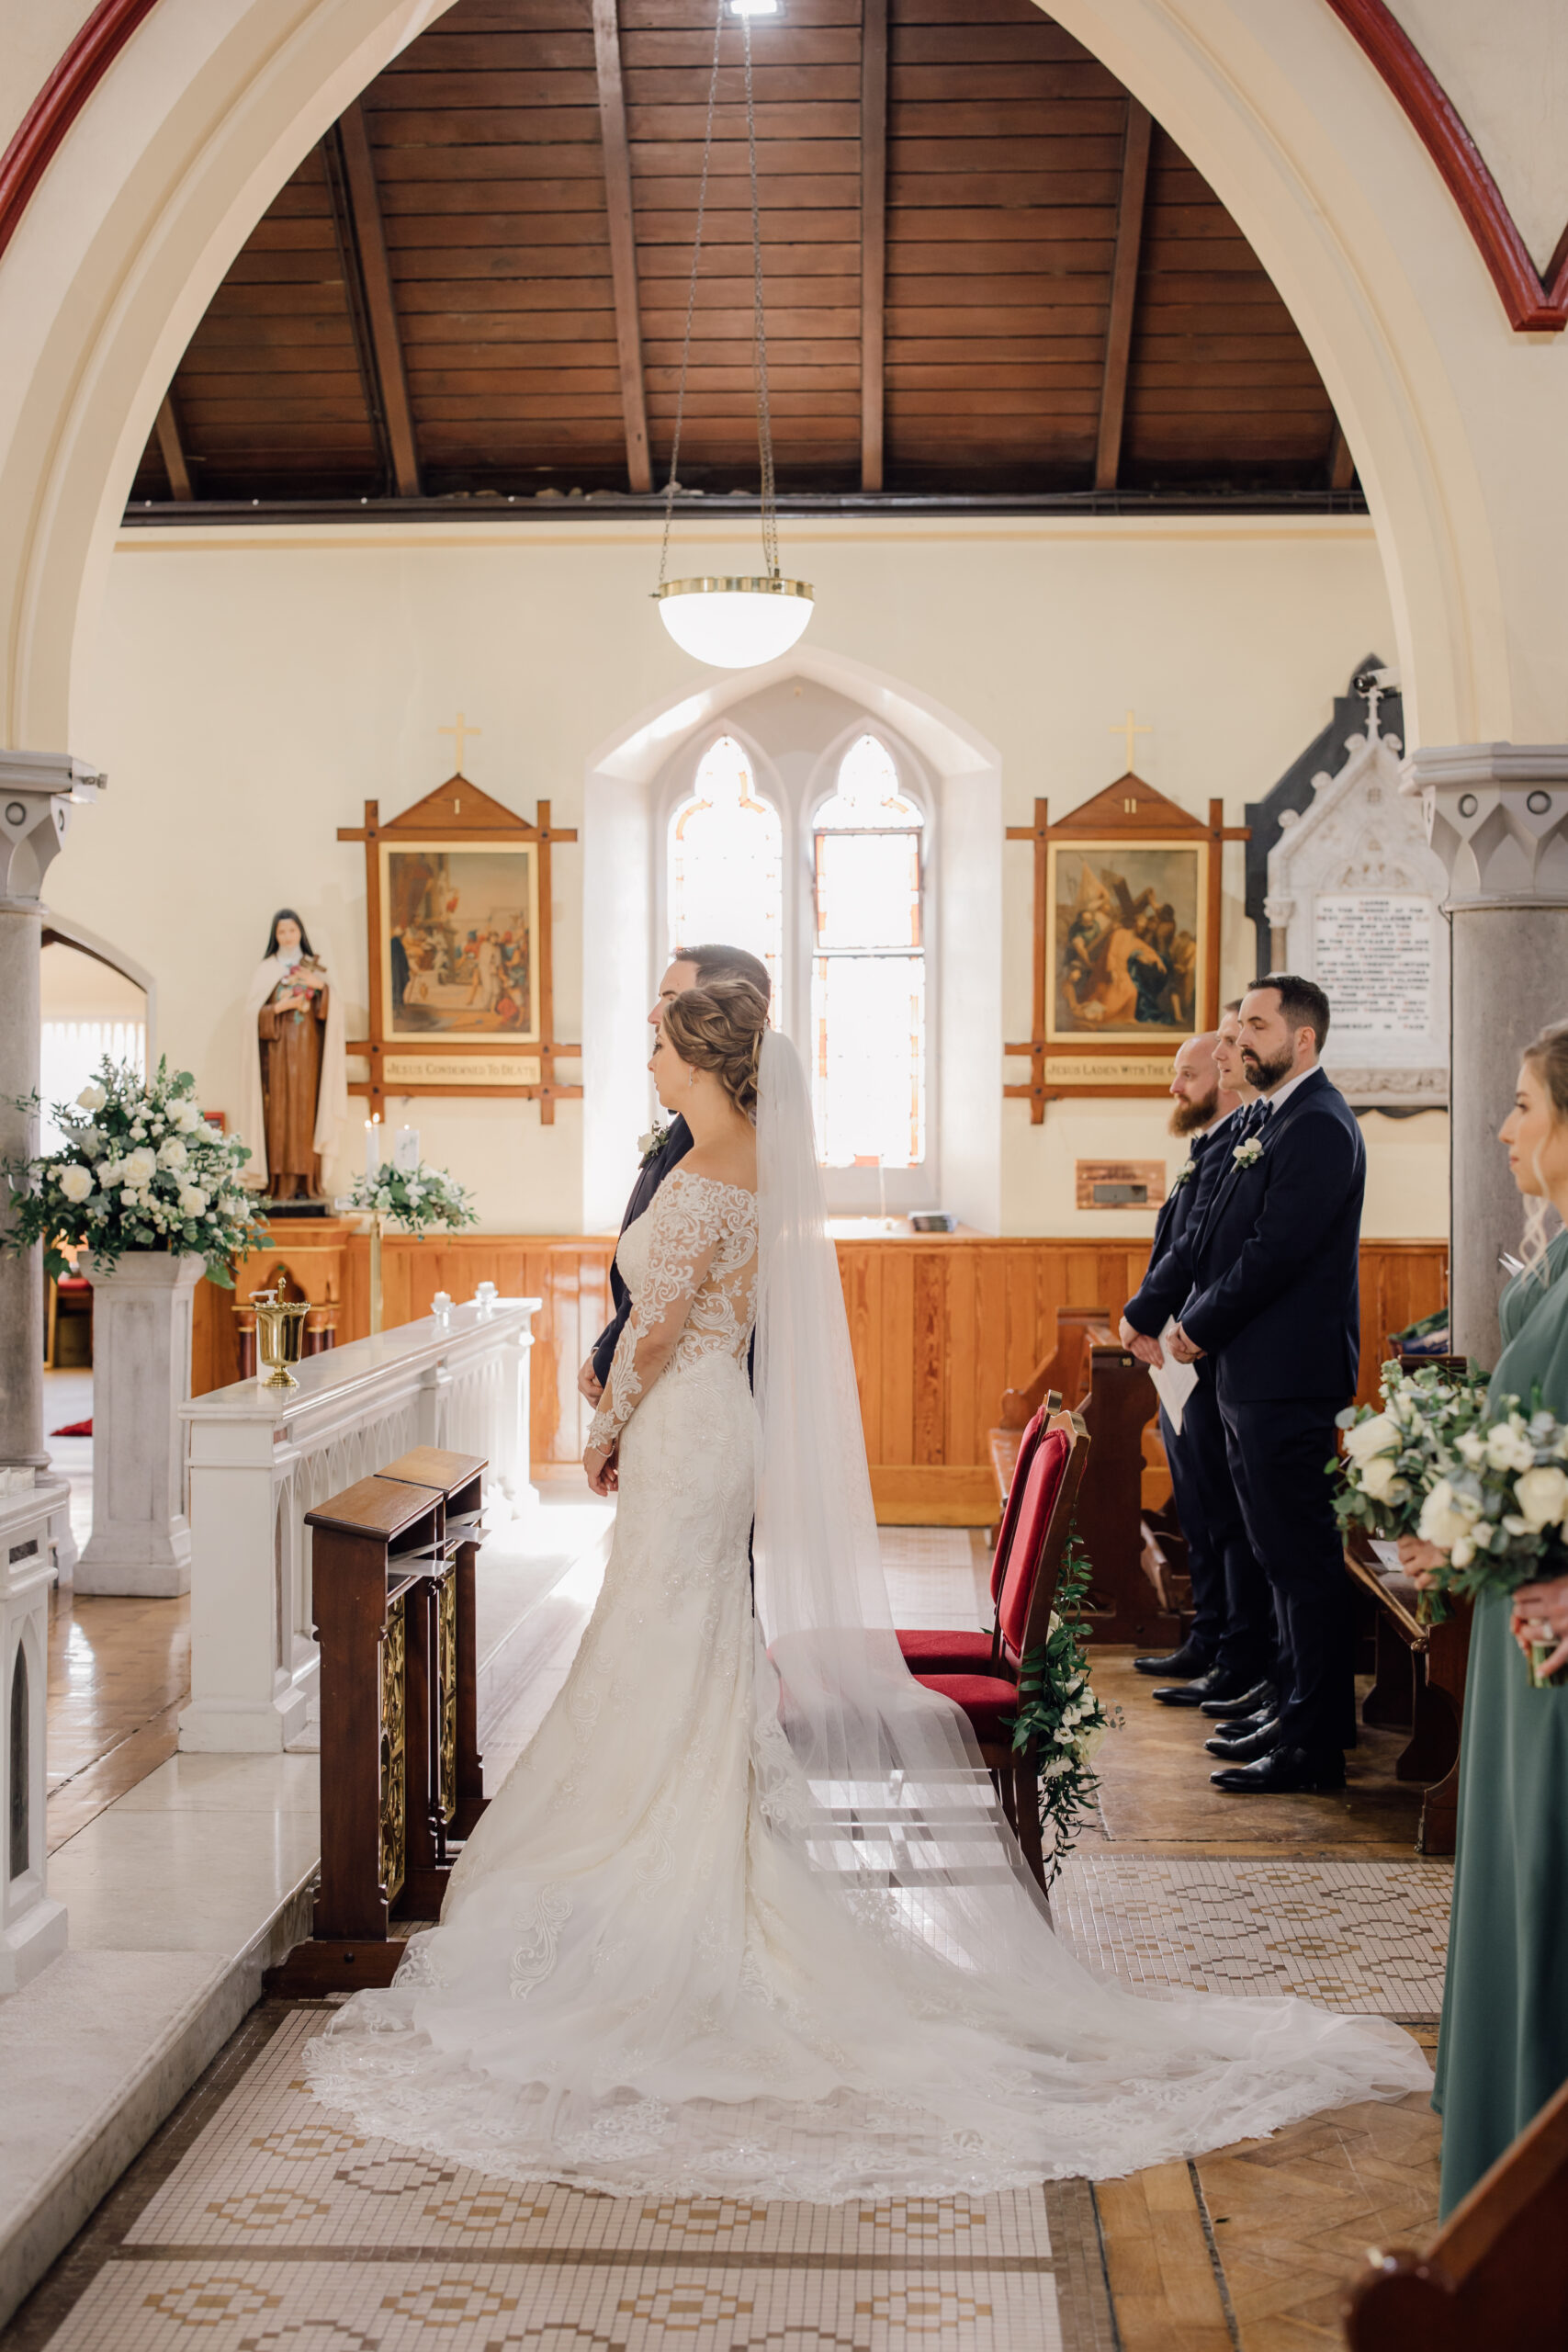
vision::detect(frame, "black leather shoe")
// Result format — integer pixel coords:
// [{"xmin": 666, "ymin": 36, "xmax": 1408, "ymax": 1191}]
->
[
  {"xmin": 1203, "ymin": 1720, "xmax": 1280, "ymax": 1762},
  {"xmin": 1210, "ymin": 1744, "xmax": 1346, "ymax": 1794},
  {"xmin": 1153, "ymin": 1667, "xmax": 1258, "ymax": 1710},
  {"xmin": 1213, "ymin": 1712, "xmax": 1279, "ymax": 1749},
  {"xmin": 1133, "ymin": 1640, "xmax": 1213, "ymax": 1679},
  {"xmin": 1200, "ymin": 1677, "xmax": 1279, "ymax": 1721}
]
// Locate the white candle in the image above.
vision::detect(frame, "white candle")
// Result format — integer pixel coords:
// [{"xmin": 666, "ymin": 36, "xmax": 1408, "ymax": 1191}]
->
[
  {"xmin": 365, "ymin": 1114, "xmax": 381, "ymax": 1182},
  {"xmin": 393, "ymin": 1125, "xmax": 420, "ymax": 1172}
]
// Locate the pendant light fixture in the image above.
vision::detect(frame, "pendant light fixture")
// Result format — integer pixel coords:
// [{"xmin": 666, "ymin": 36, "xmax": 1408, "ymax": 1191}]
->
[{"xmin": 651, "ymin": 0, "xmax": 814, "ymax": 667}]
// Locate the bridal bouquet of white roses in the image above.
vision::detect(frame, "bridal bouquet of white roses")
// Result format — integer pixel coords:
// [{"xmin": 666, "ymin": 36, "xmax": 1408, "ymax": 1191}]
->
[
  {"xmin": 1413, "ymin": 1394, "xmax": 1568, "ymax": 1679},
  {"xmin": 339, "ymin": 1159, "xmax": 478, "ymax": 1236},
  {"xmin": 1331, "ymin": 1361, "xmax": 1490, "ymax": 1541},
  {"xmin": 3, "ymin": 1056, "xmax": 263, "ymax": 1286}
]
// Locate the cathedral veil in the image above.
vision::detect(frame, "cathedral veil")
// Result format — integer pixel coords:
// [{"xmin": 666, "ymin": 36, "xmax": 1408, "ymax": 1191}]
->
[{"xmin": 752, "ymin": 1029, "xmax": 1052, "ymax": 1935}]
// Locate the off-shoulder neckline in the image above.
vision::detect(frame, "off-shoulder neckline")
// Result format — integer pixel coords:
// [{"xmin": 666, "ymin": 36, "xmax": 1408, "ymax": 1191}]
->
[{"xmin": 665, "ymin": 1167, "xmax": 758, "ymax": 1204}]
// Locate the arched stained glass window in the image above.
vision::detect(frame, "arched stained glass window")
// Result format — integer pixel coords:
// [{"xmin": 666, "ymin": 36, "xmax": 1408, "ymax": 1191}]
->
[
  {"xmin": 667, "ymin": 736, "xmax": 784, "ymax": 1003},
  {"xmin": 812, "ymin": 735, "xmax": 926, "ymax": 1170}
]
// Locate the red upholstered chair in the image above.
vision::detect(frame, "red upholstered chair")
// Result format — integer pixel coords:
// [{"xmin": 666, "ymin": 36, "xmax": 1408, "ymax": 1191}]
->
[
  {"xmin": 896, "ymin": 1411, "xmax": 1070, "ymax": 1679},
  {"xmin": 912, "ymin": 1412, "xmax": 1089, "ymax": 1891}
]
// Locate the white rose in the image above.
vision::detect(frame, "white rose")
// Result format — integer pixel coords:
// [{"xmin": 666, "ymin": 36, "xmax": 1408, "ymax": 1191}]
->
[
  {"xmin": 1417, "ymin": 1478, "xmax": 1482, "ymax": 1551},
  {"xmin": 176, "ymin": 1183, "xmax": 208, "ymax": 1217},
  {"xmin": 1513, "ymin": 1464, "xmax": 1568, "ymax": 1533},
  {"xmin": 1344, "ymin": 1412, "xmax": 1400, "ymax": 1464},
  {"xmin": 1450, "ymin": 1536, "xmax": 1476, "ymax": 1568},
  {"xmin": 157, "ymin": 1136, "xmax": 188, "ymax": 1170},
  {"xmin": 75, "ymin": 1081, "xmax": 107, "ymax": 1113},
  {"xmin": 1486, "ymin": 1419, "xmax": 1536, "ymax": 1475},
  {"xmin": 172, "ymin": 1098, "xmax": 203, "ymax": 1134},
  {"xmin": 637, "ymin": 1131, "xmax": 657, "ymax": 1158},
  {"xmin": 119, "ymin": 1186, "xmax": 141, "ymax": 1209},
  {"xmin": 122, "ymin": 1146, "xmax": 158, "ymax": 1186},
  {"xmin": 1456, "ymin": 1430, "xmax": 1485, "ymax": 1466},
  {"xmin": 57, "ymin": 1165, "xmax": 94, "ymax": 1204},
  {"xmin": 1359, "ymin": 1455, "xmax": 1404, "ymax": 1503}
]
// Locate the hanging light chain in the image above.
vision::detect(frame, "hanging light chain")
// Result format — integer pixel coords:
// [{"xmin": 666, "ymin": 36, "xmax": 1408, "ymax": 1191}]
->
[
  {"xmin": 660, "ymin": 0, "xmax": 781, "ymax": 588},
  {"xmin": 741, "ymin": 3, "xmax": 780, "ymax": 582},
  {"xmin": 659, "ymin": 0, "xmax": 724, "ymax": 589}
]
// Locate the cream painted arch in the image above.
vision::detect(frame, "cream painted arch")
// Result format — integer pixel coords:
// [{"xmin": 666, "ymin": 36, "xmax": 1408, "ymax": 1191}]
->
[
  {"xmin": 581, "ymin": 646, "xmax": 1004, "ymax": 1235},
  {"xmin": 0, "ymin": 0, "xmax": 457, "ymax": 754},
  {"xmin": 0, "ymin": 0, "xmax": 1563, "ymax": 753}
]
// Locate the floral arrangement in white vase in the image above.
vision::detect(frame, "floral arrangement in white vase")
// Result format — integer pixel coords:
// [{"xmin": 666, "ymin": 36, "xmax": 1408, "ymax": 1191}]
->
[{"xmin": 3, "ymin": 1056, "xmax": 264, "ymax": 1286}]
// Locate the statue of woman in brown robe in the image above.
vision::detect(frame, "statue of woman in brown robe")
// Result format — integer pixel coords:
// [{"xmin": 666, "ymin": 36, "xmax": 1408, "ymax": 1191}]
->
[{"xmin": 239, "ymin": 909, "xmax": 348, "ymax": 1202}]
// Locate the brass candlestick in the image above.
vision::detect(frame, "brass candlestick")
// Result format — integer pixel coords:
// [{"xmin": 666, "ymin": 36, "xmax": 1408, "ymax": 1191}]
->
[{"xmin": 252, "ymin": 1289, "xmax": 311, "ymax": 1388}]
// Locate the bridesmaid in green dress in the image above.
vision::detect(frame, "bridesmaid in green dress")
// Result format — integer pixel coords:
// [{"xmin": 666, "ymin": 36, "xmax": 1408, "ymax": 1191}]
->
[{"xmin": 1404, "ymin": 1021, "xmax": 1568, "ymax": 2214}]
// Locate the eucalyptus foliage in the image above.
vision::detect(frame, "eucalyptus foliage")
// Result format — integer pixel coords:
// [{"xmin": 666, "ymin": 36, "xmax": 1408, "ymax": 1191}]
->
[{"xmin": 1010, "ymin": 1532, "xmax": 1122, "ymax": 1890}]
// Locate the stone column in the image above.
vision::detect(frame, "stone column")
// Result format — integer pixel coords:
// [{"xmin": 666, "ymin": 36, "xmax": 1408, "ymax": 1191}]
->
[
  {"xmin": 1410, "ymin": 746, "xmax": 1568, "ymax": 1366},
  {"xmin": 0, "ymin": 756, "xmax": 104, "ymax": 1475}
]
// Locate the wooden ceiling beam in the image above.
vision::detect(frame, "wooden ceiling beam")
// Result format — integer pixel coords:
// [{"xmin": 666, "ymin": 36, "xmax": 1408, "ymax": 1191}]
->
[
  {"xmin": 333, "ymin": 103, "xmax": 423, "ymax": 495},
  {"xmin": 154, "ymin": 393, "xmax": 194, "ymax": 501},
  {"xmin": 1094, "ymin": 97, "xmax": 1151, "ymax": 492},
  {"xmin": 860, "ymin": 0, "xmax": 888, "ymax": 490},
  {"xmin": 593, "ymin": 0, "xmax": 653, "ymax": 492}
]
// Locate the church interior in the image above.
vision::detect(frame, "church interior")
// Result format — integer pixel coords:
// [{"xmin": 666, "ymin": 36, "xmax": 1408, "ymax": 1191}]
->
[{"xmin": 2, "ymin": 1, "xmax": 1567, "ymax": 2346}]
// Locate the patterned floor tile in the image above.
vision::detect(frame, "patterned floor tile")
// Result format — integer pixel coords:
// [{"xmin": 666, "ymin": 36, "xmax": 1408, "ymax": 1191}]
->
[{"xmin": 1053, "ymin": 1857, "xmax": 1450, "ymax": 2012}]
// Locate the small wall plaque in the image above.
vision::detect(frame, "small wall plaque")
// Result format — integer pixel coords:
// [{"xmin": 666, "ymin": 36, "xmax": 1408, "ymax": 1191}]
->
[{"xmin": 1075, "ymin": 1159, "xmax": 1167, "ymax": 1211}]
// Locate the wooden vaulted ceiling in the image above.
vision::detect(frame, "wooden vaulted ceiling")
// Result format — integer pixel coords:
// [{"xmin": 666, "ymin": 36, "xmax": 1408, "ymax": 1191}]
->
[{"xmin": 130, "ymin": 0, "xmax": 1357, "ymax": 511}]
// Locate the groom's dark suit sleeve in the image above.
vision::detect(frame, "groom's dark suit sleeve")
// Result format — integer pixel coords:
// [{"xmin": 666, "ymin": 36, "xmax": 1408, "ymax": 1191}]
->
[
  {"xmin": 1123, "ymin": 1130, "xmax": 1226, "ymax": 1337},
  {"xmin": 590, "ymin": 1116, "xmax": 693, "ymax": 1388}
]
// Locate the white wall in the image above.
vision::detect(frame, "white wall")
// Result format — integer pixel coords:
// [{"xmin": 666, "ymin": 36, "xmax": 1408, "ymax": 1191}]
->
[{"xmin": 56, "ymin": 512, "xmax": 1445, "ymax": 1238}]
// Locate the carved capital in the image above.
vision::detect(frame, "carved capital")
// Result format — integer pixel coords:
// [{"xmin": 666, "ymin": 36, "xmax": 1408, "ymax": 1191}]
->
[
  {"xmin": 1262, "ymin": 894, "xmax": 1295, "ymax": 926},
  {"xmin": 0, "ymin": 752, "xmax": 104, "ymax": 910},
  {"xmin": 1405, "ymin": 743, "xmax": 1568, "ymax": 910}
]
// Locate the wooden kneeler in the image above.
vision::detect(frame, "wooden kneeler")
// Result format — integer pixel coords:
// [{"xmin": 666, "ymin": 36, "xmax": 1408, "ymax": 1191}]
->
[{"xmin": 267, "ymin": 1446, "xmax": 489, "ymax": 1994}]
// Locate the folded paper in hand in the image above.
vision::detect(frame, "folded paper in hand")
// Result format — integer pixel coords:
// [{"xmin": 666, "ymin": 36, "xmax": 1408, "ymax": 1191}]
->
[{"xmin": 1146, "ymin": 1317, "xmax": 1198, "ymax": 1434}]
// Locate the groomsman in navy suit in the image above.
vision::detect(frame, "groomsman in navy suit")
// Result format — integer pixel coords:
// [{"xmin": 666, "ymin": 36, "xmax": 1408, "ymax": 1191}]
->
[
  {"xmin": 1163, "ymin": 975, "xmax": 1364, "ymax": 1793},
  {"xmin": 1118, "ymin": 1026, "xmax": 1242, "ymax": 1682},
  {"xmin": 579, "ymin": 942, "xmax": 772, "ymax": 1404}
]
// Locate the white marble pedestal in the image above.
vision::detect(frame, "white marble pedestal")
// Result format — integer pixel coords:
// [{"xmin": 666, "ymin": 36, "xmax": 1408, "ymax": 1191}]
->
[
  {"xmin": 1, "ymin": 1476, "xmax": 69, "ymax": 1994},
  {"xmin": 77, "ymin": 1252, "xmax": 203, "ymax": 1598}
]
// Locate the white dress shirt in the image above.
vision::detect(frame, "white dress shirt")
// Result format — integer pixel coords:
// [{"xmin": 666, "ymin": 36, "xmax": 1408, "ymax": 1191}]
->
[{"xmin": 1258, "ymin": 1060, "xmax": 1321, "ymax": 1116}]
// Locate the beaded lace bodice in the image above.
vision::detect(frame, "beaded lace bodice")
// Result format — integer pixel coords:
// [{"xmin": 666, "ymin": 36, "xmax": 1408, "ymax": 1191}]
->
[{"xmin": 587, "ymin": 1170, "xmax": 759, "ymax": 1453}]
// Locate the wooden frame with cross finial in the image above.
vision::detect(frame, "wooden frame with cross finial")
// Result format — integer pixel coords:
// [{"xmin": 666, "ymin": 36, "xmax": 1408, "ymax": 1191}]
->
[
  {"xmin": 338, "ymin": 777, "xmax": 581, "ymax": 1121},
  {"xmin": 1005, "ymin": 775, "xmax": 1249, "ymax": 1121}
]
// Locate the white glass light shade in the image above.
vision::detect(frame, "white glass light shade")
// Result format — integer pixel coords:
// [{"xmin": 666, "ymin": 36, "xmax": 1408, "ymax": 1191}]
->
[{"xmin": 654, "ymin": 576, "xmax": 814, "ymax": 669}]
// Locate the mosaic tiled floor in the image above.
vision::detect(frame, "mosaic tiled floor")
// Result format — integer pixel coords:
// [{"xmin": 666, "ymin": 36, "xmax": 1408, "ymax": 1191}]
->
[
  {"xmin": 6, "ymin": 2009, "xmax": 1115, "ymax": 2352},
  {"xmin": 1053, "ymin": 1856, "xmax": 1450, "ymax": 2014}
]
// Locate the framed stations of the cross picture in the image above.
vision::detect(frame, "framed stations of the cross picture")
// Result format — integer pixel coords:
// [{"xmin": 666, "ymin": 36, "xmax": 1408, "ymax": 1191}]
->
[
  {"xmin": 338, "ymin": 777, "xmax": 580, "ymax": 1120},
  {"xmin": 1006, "ymin": 777, "xmax": 1248, "ymax": 1117}
]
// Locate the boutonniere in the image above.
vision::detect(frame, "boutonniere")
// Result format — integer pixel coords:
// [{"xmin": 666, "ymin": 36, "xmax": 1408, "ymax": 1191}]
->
[
  {"xmin": 637, "ymin": 1121, "xmax": 671, "ymax": 1170},
  {"xmin": 1232, "ymin": 1136, "xmax": 1264, "ymax": 1170},
  {"xmin": 1169, "ymin": 1158, "xmax": 1198, "ymax": 1191}
]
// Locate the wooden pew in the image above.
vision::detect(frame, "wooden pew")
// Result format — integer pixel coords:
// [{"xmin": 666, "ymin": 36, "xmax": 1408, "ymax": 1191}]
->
[
  {"xmin": 1341, "ymin": 2074, "xmax": 1568, "ymax": 2349},
  {"xmin": 987, "ymin": 1309, "xmax": 1175, "ymax": 1648},
  {"xmin": 1343, "ymin": 1530, "xmax": 1471, "ymax": 1856}
]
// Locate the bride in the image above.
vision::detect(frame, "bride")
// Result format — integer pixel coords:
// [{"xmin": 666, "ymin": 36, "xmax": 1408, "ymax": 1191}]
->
[{"xmin": 307, "ymin": 978, "xmax": 1428, "ymax": 2200}]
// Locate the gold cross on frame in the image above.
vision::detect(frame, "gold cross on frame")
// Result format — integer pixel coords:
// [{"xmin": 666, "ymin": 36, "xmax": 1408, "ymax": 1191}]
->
[
  {"xmin": 439, "ymin": 712, "xmax": 481, "ymax": 775},
  {"xmin": 1111, "ymin": 707, "xmax": 1151, "ymax": 771}
]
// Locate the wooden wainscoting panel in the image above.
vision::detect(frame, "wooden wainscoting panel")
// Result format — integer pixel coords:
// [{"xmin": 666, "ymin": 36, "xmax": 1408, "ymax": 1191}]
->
[{"xmin": 193, "ymin": 1228, "xmax": 1447, "ymax": 1501}]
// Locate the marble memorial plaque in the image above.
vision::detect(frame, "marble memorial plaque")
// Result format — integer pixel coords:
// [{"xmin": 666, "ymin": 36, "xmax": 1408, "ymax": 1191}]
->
[{"xmin": 1313, "ymin": 894, "xmax": 1436, "ymax": 1039}]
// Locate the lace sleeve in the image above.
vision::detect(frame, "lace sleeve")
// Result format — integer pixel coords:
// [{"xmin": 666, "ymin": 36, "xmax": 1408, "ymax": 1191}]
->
[{"xmin": 587, "ymin": 1177, "xmax": 725, "ymax": 1453}]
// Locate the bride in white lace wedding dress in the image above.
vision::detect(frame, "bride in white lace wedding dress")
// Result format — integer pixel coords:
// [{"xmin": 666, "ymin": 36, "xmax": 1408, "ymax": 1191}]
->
[{"xmin": 307, "ymin": 981, "xmax": 1429, "ymax": 2200}]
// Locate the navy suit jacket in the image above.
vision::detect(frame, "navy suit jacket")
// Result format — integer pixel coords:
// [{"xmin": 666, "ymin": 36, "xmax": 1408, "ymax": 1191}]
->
[
  {"xmin": 590, "ymin": 1114, "xmax": 693, "ymax": 1386},
  {"xmin": 1174, "ymin": 1067, "xmax": 1364, "ymax": 1404},
  {"xmin": 1123, "ymin": 1118, "xmax": 1235, "ymax": 1339}
]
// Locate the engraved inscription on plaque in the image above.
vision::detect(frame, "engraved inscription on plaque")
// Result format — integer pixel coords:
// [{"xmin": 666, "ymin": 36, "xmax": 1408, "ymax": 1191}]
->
[{"xmin": 1313, "ymin": 895, "xmax": 1435, "ymax": 1039}]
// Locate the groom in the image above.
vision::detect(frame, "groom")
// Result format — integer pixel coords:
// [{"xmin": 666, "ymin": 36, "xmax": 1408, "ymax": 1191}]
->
[{"xmin": 579, "ymin": 941, "xmax": 772, "ymax": 1405}]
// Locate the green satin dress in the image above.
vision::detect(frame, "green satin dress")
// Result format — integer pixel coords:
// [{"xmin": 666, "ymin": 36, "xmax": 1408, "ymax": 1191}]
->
[{"xmin": 1435, "ymin": 1227, "xmax": 1568, "ymax": 2214}]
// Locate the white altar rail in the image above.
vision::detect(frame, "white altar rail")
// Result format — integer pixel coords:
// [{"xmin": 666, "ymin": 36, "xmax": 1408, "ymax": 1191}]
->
[{"xmin": 177, "ymin": 1299, "xmax": 538, "ymax": 1753}]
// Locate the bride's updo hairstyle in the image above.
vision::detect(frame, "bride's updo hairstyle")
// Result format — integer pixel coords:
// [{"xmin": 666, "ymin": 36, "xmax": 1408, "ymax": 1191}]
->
[{"xmin": 661, "ymin": 976, "xmax": 769, "ymax": 1120}]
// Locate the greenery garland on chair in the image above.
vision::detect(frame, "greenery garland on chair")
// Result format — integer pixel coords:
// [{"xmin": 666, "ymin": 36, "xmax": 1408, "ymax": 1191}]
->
[{"xmin": 1010, "ymin": 1530, "xmax": 1122, "ymax": 1889}]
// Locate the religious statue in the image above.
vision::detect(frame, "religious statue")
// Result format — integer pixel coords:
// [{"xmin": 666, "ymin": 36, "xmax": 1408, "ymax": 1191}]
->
[{"xmin": 238, "ymin": 909, "xmax": 348, "ymax": 1199}]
